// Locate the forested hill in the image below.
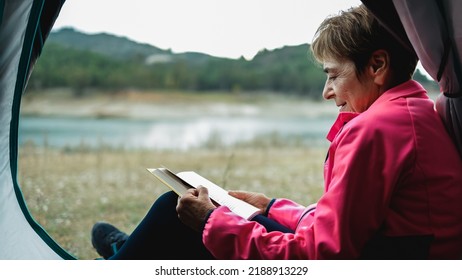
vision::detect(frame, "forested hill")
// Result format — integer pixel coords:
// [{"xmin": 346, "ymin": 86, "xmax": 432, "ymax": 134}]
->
[{"xmin": 27, "ymin": 28, "xmax": 437, "ymax": 99}]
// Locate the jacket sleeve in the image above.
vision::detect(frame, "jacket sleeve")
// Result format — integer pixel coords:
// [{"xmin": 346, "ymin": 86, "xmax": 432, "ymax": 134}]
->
[
  {"xmin": 202, "ymin": 112, "xmax": 412, "ymax": 259},
  {"xmin": 264, "ymin": 198, "xmax": 310, "ymax": 229}
]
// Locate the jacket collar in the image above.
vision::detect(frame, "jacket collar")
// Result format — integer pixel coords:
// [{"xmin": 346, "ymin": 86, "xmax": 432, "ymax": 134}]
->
[
  {"xmin": 326, "ymin": 112, "xmax": 359, "ymax": 142},
  {"xmin": 368, "ymin": 80, "xmax": 427, "ymax": 110}
]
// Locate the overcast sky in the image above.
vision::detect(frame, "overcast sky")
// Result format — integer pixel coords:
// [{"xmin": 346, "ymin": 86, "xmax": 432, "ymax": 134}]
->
[{"xmin": 53, "ymin": 0, "xmax": 362, "ymax": 59}]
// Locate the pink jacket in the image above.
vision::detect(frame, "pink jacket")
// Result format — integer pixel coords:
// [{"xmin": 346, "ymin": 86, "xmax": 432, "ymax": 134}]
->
[{"xmin": 202, "ymin": 80, "xmax": 462, "ymax": 259}]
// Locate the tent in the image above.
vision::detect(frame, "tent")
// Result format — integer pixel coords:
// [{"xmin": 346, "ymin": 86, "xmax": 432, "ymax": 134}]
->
[
  {"xmin": 0, "ymin": 0, "xmax": 461, "ymax": 259},
  {"xmin": 0, "ymin": 0, "xmax": 74, "ymax": 259}
]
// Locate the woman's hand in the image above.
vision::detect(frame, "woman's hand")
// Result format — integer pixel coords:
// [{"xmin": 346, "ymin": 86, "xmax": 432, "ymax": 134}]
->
[
  {"xmin": 228, "ymin": 190, "xmax": 272, "ymax": 213},
  {"xmin": 176, "ymin": 187, "xmax": 216, "ymax": 232}
]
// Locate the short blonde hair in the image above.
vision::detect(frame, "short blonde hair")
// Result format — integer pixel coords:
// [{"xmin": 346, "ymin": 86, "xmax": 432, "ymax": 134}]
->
[{"xmin": 311, "ymin": 5, "xmax": 417, "ymax": 81}]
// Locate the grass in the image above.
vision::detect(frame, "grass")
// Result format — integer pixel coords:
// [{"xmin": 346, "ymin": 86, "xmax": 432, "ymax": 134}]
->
[{"xmin": 18, "ymin": 140, "xmax": 327, "ymax": 260}]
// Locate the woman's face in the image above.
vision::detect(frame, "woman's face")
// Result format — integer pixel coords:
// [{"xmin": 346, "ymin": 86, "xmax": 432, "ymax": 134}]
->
[{"xmin": 322, "ymin": 58, "xmax": 381, "ymax": 113}]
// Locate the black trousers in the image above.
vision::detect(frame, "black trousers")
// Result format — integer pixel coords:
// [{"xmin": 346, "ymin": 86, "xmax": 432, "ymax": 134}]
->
[{"xmin": 110, "ymin": 191, "xmax": 293, "ymax": 260}]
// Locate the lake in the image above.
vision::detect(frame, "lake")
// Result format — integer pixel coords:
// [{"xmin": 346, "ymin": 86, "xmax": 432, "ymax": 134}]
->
[{"xmin": 18, "ymin": 114, "xmax": 336, "ymax": 150}]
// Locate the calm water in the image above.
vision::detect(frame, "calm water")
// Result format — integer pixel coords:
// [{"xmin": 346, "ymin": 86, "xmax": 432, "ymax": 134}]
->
[{"xmin": 18, "ymin": 115, "xmax": 335, "ymax": 150}]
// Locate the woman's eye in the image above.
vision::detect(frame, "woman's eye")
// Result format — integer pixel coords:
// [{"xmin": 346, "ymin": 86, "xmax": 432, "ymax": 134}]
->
[{"xmin": 328, "ymin": 75, "xmax": 337, "ymax": 81}]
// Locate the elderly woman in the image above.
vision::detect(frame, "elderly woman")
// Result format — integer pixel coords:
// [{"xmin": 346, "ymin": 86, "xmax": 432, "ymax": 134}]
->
[{"xmin": 92, "ymin": 5, "xmax": 462, "ymax": 259}]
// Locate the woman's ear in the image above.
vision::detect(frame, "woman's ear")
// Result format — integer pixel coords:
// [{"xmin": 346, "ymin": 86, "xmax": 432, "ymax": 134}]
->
[{"xmin": 368, "ymin": 49, "xmax": 390, "ymax": 86}]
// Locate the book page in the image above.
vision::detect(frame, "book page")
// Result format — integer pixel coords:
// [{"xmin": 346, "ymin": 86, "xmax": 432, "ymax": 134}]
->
[{"xmin": 176, "ymin": 171, "xmax": 260, "ymax": 220}]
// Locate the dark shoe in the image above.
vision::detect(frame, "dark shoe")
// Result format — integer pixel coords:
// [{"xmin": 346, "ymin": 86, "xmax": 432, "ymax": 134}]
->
[{"xmin": 91, "ymin": 222, "xmax": 129, "ymax": 259}]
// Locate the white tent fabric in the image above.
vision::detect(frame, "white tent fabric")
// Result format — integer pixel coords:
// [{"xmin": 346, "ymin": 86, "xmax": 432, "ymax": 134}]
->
[
  {"xmin": 392, "ymin": 0, "xmax": 462, "ymax": 95},
  {"xmin": 0, "ymin": 0, "xmax": 74, "ymax": 259}
]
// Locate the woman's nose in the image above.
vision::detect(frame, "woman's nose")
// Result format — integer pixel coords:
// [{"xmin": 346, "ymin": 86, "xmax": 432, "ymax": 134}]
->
[{"xmin": 322, "ymin": 81, "xmax": 334, "ymax": 100}]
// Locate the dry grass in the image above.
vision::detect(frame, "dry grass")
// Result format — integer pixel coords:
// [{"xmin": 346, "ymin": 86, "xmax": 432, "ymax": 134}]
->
[{"xmin": 18, "ymin": 141, "xmax": 327, "ymax": 259}]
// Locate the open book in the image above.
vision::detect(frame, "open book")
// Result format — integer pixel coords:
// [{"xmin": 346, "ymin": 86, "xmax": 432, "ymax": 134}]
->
[{"xmin": 147, "ymin": 167, "xmax": 261, "ymax": 220}]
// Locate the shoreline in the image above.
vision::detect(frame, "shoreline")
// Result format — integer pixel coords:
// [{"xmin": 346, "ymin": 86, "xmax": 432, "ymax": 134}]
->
[{"xmin": 21, "ymin": 89, "xmax": 338, "ymax": 120}]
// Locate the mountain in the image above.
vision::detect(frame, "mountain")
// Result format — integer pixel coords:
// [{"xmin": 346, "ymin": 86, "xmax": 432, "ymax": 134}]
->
[
  {"xmin": 29, "ymin": 28, "xmax": 437, "ymax": 97},
  {"xmin": 48, "ymin": 28, "xmax": 218, "ymax": 65},
  {"xmin": 48, "ymin": 28, "xmax": 165, "ymax": 59}
]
